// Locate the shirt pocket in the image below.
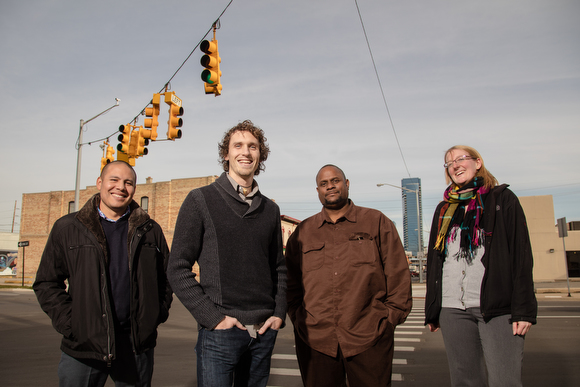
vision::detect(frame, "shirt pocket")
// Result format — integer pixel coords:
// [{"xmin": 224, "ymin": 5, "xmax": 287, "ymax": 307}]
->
[
  {"xmin": 347, "ymin": 232, "xmax": 377, "ymax": 266},
  {"xmin": 302, "ymin": 242, "xmax": 325, "ymax": 272}
]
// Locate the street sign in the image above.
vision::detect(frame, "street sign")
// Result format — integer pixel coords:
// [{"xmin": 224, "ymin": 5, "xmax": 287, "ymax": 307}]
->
[
  {"xmin": 557, "ymin": 217, "xmax": 568, "ymax": 238},
  {"xmin": 18, "ymin": 241, "xmax": 29, "ymax": 247}
]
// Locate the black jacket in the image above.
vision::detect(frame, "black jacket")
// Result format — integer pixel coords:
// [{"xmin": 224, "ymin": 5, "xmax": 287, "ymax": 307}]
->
[
  {"xmin": 425, "ymin": 185, "xmax": 537, "ymax": 326},
  {"xmin": 34, "ymin": 194, "xmax": 172, "ymax": 363}
]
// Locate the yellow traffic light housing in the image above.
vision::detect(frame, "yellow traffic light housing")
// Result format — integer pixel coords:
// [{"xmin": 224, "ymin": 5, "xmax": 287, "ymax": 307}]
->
[
  {"xmin": 100, "ymin": 142, "xmax": 115, "ymax": 172},
  {"xmin": 165, "ymin": 91, "xmax": 183, "ymax": 140},
  {"xmin": 117, "ymin": 124, "xmax": 132, "ymax": 155},
  {"xmin": 100, "ymin": 141, "xmax": 116, "ymax": 171},
  {"xmin": 200, "ymin": 38, "xmax": 222, "ymax": 96},
  {"xmin": 144, "ymin": 93, "xmax": 160, "ymax": 141},
  {"xmin": 106, "ymin": 144, "xmax": 115, "ymax": 163},
  {"xmin": 134, "ymin": 128, "xmax": 149, "ymax": 157}
]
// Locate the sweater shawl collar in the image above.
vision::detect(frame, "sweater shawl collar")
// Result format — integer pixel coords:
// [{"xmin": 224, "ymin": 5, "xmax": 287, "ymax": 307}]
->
[{"xmin": 215, "ymin": 172, "xmax": 264, "ymax": 217}]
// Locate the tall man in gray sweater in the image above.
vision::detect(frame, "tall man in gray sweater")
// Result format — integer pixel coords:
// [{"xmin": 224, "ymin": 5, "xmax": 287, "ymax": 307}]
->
[{"xmin": 167, "ymin": 120, "xmax": 286, "ymax": 387}]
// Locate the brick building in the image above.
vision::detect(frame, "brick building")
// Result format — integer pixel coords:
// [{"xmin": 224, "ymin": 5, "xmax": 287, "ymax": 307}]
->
[{"xmin": 18, "ymin": 175, "xmax": 301, "ymax": 280}]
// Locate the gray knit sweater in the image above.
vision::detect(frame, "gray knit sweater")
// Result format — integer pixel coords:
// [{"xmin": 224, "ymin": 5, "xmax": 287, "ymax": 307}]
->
[{"xmin": 167, "ymin": 173, "xmax": 287, "ymax": 329}]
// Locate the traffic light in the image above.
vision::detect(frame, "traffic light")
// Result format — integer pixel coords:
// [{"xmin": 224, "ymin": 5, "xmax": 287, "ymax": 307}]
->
[
  {"xmin": 117, "ymin": 124, "xmax": 132, "ymax": 155},
  {"xmin": 200, "ymin": 39, "xmax": 222, "ymax": 96},
  {"xmin": 165, "ymin": 91, "xmax": 183, "ymax": 140},
  {"xmin": 100, "ymin": 142, "xmax": 115, "ymax": 172},
  {"xmin": 129, "ymin": 130, "xmax": 139, "ymax": 157},
  {"xmin": 144, "ymin": 93, "xmax": 160, "ymax": 141},
  {"xmin": 134, "ymin": 128, "xmax": 149, "ymax": 157}
]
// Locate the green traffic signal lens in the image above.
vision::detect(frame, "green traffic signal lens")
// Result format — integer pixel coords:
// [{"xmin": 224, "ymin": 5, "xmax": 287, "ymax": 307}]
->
[{"xmin": 201, "ymin": 69, "xmax": 215, "ymax": 84}]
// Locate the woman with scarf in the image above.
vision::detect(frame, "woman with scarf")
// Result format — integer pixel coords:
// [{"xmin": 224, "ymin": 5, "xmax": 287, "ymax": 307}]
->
[{"xmin": 425, "ymin": 145, "xmax": 537, "ymax": 387}]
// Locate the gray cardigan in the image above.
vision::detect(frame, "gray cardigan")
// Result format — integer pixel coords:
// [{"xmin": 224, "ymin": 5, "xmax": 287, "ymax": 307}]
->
[{"xmin": 167, "ymin": 173, "xmax": 287, "ymax": 329}]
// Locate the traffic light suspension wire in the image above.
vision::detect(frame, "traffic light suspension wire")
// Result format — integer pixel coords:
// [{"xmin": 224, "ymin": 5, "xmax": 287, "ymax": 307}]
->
[
  {"xmin": 97, "ymin": 0, "xmax": 234, "ymax": 142},
  {"xmin": 354, "ymin": 0, "xmax": 411, "ymax": 178},
  {"xmin": 130, "ymin": 0, "xmax": 232, "ymax": 126}
]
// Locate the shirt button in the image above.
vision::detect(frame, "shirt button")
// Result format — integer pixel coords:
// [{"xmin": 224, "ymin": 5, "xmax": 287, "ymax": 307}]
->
[{"xmin": 334, "ymin": 272, "xmax": 338, "ymax": 276}]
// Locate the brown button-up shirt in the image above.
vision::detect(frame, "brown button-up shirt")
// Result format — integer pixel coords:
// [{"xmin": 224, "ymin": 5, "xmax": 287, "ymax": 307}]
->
[{"xmin": 286, "ymin": 200, "xmax": 412, "ymax": 358}]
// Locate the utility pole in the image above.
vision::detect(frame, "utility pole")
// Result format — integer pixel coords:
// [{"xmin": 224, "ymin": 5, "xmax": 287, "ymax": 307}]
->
[
  {"xmin": 11, "ymin": 200, "xmax": 16, "ymax": 233},
  {"xmin": 557, "ymin": 217, "xmax": 572, "ymax": 297},
  {"xmin": 74, "ymin": 98, "xmax": 120, "ymax": 212}
]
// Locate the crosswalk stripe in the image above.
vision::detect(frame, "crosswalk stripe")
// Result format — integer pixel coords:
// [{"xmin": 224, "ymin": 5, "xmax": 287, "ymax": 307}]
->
[
  {"xmin": 395, "ymin": 337, "xmax": 421, "ymax": 342},
  {"xmin": 270, "ymin": 368, "xmax": 301, "ymax": 376},
  {"xmin": 395, "ymin": 346, "xmax": 415, "ymax": 352},
  {"xmin": 271, "ymin": 354, "xmax": 296, "ymax": 360}
]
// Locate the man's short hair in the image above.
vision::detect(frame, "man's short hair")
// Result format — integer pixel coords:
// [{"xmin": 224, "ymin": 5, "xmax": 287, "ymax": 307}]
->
[
  {"xmin": 100, "ymin": 160, "xmax": 137, "ymax": 182},
  {"xmin": 316, "ymin": 164, "xmax": 347, "ymax": 184},
  {"xmin": 218, "ymin": 120, "xmax": 270, "ymax": 176}
]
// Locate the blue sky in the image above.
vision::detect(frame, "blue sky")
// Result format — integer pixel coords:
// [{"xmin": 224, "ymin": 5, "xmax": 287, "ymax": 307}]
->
[{"xmin": 1, "ymin": 0, "xmax": 579, "ymax": 240}]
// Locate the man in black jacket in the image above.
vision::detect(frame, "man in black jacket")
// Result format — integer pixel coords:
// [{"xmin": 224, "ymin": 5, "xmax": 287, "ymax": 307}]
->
[{"xmin": 34, "ymin": 160, "xmax": 172, "ymax": 387}]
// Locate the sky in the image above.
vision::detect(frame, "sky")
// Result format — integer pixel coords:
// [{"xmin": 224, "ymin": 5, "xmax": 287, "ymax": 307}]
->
[{"xmin": 1, "ymin": 0, "xmax": 579, "ymax": 242}]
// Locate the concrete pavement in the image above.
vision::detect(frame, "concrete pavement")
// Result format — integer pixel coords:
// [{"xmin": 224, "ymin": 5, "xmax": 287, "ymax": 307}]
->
[{"xmin": 410, "ymin": 278, "xmax": 580, "ymax": 299}]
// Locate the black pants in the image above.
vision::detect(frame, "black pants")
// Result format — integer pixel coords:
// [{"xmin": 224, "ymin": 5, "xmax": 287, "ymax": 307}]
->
[{"xmin": 294, "ymin": 322, "xmax": 395, "ymax": 387}]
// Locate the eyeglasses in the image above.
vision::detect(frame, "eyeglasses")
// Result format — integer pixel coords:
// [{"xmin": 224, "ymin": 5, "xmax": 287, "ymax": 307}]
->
[{"xmin": 444, "ymin": 155, "xmax": 474, "ymax": 169}]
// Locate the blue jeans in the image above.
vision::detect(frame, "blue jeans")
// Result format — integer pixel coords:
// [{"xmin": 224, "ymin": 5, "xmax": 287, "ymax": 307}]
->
[
  {"xmin": 58, "ymin": 333, "xmax": 154, "ymax": 387},
  {"xmin": 439, "ymin": 308, "xmax": 525, "ymax": 387},
  {"xmin": 196, "ymin": 326, "xmax": 278, "ymax": 387}
]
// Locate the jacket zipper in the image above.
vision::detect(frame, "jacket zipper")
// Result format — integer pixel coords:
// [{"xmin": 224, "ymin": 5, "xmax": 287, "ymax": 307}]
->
[
  {"xmin": 100, "ymin": 250, "xmax": 114, "ymax": 366},
  {"xmin": 128, "ymin": 220, "xmax": 153, "ymax": 354}
]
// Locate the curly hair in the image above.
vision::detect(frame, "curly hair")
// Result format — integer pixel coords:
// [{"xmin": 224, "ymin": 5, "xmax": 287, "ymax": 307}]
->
[{"xmin": 218, "ymin": 120, "xmax": 270, "ymax": 176}]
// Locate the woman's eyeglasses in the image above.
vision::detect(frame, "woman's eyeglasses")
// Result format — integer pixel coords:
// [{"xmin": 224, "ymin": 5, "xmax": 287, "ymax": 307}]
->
[{"xmin": 444, "ymin": 155, "xmax": 473, "ymax": 169}]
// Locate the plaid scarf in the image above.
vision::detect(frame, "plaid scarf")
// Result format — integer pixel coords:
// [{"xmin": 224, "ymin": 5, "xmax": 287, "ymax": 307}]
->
[{"xmin": 434, "ymin": 178, "xmax": 489, "ymax": 262}]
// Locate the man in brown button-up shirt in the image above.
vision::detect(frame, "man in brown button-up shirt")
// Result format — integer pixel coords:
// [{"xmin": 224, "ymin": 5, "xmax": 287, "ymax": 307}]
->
[{"xmin": 286, "ymin": 164, "xmax": 412, "ymax": 387}]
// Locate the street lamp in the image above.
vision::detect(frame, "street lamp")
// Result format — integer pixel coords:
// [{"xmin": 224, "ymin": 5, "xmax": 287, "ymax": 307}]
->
[
  {"xmin": 74, "ymin": 98, "xmax": 120, "ymax": 211},
  {"xmin": 377, "ymin": 182, "xmax": 424, "ymax": 283}
]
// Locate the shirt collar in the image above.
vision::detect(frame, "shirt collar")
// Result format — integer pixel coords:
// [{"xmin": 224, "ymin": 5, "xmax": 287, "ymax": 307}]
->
[
  {"xmin": 226, "ymin": 172, "xmax": 258, "ymax": 198},
  {"xmin": 97, "ymin": 205, "xmax": 131, "ymax": 223},
  {"xmin": 317, "ymin": 199, "xmax": 356, "ymax": 227}
]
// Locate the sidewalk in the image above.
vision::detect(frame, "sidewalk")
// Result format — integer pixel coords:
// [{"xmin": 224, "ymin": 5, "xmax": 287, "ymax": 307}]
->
[
  {"xmin": 411, "ymin": 279, "xmax": 580, "ymax": 299},
  {"xmin": 533, "ymin": 279, "xmax": 580, "ymax": 298},
  {"xmin": 0, "ymin": 274, "xmax": 33, "ymax": 286}
]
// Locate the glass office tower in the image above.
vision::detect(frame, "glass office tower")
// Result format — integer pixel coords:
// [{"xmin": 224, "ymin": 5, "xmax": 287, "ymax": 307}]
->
[{"xmin": 401, "ymin": 177, "xmax": 423, "ymax": 256}]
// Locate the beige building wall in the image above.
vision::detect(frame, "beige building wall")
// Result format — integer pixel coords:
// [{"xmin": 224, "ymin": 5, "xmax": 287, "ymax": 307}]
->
[{"xmin": 519, "ymin": 195, "xmax": 578, "ymax": 281}]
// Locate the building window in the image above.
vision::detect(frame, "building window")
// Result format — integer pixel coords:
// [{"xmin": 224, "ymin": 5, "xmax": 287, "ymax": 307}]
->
[
  {"xmin": 141, "ymin": 197, "xmax": 149, "ymax": 213},
  {"xmin": 68, "ymin": 201, "xmax": 75, "ymax": 214}
]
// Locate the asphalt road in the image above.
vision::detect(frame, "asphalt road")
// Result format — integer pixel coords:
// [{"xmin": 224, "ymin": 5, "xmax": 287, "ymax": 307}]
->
[{"xmin": 1, "ymin": 287, "xmax": 579, "ymax": 387}]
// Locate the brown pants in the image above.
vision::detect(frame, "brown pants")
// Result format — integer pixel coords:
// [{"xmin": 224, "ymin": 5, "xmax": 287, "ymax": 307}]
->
[{"xmin": 294, "ymin": 323, "xmax": 395, "ymax": 387}]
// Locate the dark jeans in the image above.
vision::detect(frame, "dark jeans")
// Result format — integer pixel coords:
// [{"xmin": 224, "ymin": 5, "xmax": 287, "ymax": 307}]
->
[
  {"xmin": 58, "ymin": 348, "xmax": 154, "ymax": 387},
  {"xmin": 195, "ymin": 326, "xmax": 278, "ymax": 387},
  {"xmin": 58, "ymin": 329, "xmax": 153, "ymax": 387},
  {"xmin": 294, "ymin": 322, "xmax": 395, "ymax": 387}
]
